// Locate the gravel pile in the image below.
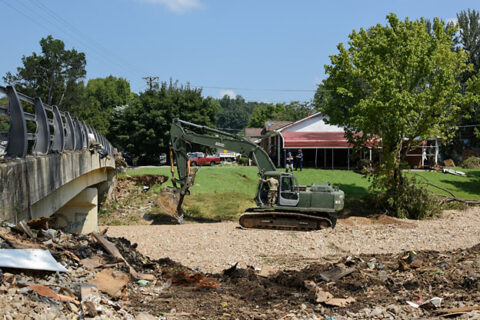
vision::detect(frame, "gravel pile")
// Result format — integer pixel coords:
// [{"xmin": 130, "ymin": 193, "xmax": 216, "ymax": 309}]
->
[{"xmin": 105, "ymin": 207, "xmax": 480, "ymax": 273}]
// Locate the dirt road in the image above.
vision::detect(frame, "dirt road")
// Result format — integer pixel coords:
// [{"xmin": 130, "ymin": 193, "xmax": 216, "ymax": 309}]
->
[{"xmin": 104, "ymin": 207, "xmax": 480, "ymax": 273}]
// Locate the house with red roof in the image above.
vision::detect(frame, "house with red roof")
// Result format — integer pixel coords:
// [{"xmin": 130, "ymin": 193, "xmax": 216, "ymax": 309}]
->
[{"xmin": 249, "ymin": 112, "xmax": 440, "ymax": 169}]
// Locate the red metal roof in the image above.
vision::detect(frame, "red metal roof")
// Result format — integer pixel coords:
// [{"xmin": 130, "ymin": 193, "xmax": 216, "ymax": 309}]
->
[{"xmin": 281, "ymin": 132, "xmax": 351, "ymax": 148}]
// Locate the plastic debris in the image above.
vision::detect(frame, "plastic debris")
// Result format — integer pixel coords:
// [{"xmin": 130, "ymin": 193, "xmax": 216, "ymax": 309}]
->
[
  {"xmin": 319, "ymin": 265, "xmax": 355, "ymax": 282},
  {"xmin": 0, "ymin": 249, "xmax": 68, "ymax": 272},
  {"xmin": 442, "ymin": 168, "xmax": 466, "ymax": 176},
  {"xmin": 137, "ymin": 280, "xmax": 149, "ymax": 286}
]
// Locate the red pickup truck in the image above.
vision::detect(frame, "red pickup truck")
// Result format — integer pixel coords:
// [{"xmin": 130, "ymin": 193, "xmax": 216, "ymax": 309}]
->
[{"xmin": 188, "ymin": 152, "xmax": 221, "ymax": 166}]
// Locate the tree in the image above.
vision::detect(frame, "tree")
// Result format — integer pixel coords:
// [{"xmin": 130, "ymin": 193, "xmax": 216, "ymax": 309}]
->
[
  {"xmin": 3, "ymin": 35, "xmax": 86, "ymax": 107},
  {"xmin": 315, "ymin": 14, "xmax": 478, "ymax": 218},
  {"xmin": 247, "ymin": 103, "xmax": 283, "ymax": 127},
  {"xmin": 456, "ymin": 9, "xmax": 480, "ymax": 149},
  {"xmin": 216, "ymin": 95, "xmax": 255, "ymax": 132},
  {"xmin": 274, "ymin": 101, "xmax": 314, "ymax": 122},
  {"xmin": 110, "ymin": 81, "xmax": 218, "ymax": 163},
  {"xmin": 247, "ymin": 101, "xmax": 314, "ymax": 128},
  {"xmin": 68, "ymin": 76, "xmax": 132, "ymax": 136}
]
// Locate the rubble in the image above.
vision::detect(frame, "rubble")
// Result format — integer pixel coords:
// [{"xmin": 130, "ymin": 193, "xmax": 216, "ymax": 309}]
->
[{"xmin": 2, "ymin": 218, "xmax": 480, "ymax": 319}]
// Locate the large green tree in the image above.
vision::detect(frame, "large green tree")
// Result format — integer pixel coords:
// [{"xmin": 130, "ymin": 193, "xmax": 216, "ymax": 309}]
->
[
  {"xmin": 315, "ymin": 14, "xmax": 478, "ymax": 217},
  {"xmin": 110, "ymin": 81, "xmax": 218, "ymax": 163},
  {"xmin": 456, "ymin": 9, "xmax": 480, "ymax": 149},
  {"xmin": 3, "ymin": 35, "xmax": 86, "ymax": 107},
  {"xmin": 68, "ymin": 76, "xmax": 132, "ymax": 136},
  {"xmin": 216, "ymin": 95, "xmax": 256, "ymax": 132}
]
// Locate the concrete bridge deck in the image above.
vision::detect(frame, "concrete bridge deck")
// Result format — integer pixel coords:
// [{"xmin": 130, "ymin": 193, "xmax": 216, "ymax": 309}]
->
[{"xmin": 0, "ymin": 86, "xmax": 116, "ymax": 233}]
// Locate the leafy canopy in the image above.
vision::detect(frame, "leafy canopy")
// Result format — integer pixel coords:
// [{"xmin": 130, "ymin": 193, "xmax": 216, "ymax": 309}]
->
[
  {"xmin": 3, "ymin": 35, "xmax": 86, "ymax": 107},
  {"xmin": 247, "ymin": 101, "xmax": 314, "ymax": 128},
  {"xmin": 315, "ymin": 13, "xmax": 479, "ymax": 217},
  {"xmin": 316, "ymin": 13, "xmax": 476, "ymax": 160},
  {"xmin": 110, "ymin": 81, "xmax": 218, "ymax": 163}
]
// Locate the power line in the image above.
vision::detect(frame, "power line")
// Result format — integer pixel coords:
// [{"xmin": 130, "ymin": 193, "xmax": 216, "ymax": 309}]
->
[
  {"xmin": 25, "ymin": 0, "xmax": 145, "ymax": 78},
  {"xmin": 1, "ymin": 0, "xmax": 143, "ymax": 81},
  {"xmin": 1, "ymin": 0, "xmax": 327, "ymax": 95},
  {"xmin": 194, "ymin": 85, "xmax": 321, "ymax": 93}
]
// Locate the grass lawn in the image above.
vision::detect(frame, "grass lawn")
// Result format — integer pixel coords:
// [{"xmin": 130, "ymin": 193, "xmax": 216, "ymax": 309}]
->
[{"xmin": 120, "ymin": 165, "xmax": 480, "ymax": 221}]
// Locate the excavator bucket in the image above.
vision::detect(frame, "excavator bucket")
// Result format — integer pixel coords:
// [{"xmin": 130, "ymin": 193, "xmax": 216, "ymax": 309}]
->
[
  {"xmin": 155, "ymin": 151, "xmax": 197, "ymax": 224},
  {"xmin": 156, "ymin": 188, "xmax": 185, "ymax": 224}
]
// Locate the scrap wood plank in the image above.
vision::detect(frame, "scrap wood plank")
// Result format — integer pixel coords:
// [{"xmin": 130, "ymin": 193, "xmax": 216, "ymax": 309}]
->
[
  {"xmin": 92, "ymin": 232, "xmax": 155, "ymax": 281},
  {"xmin": 92, "ymin": 232, "xmax": 124, "ymax": 261},
  {"xmin": 0, "ymin": 231, "xmax": 44, "ymax": 249},
  {"xmin": 434, "ymin": 306, "xmax": 480, "ymax": 316}
]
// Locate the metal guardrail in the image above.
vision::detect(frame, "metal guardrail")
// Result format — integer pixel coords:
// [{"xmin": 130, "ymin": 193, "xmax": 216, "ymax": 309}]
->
[{"xmin": 0, "ymin": 85, "xmax": 114, "ymax": 159}]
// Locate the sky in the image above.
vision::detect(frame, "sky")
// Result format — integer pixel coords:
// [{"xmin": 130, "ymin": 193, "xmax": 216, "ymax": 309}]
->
[{"xmin": 0, "ymin": 0, "xmax": 477, "ymax": 103}]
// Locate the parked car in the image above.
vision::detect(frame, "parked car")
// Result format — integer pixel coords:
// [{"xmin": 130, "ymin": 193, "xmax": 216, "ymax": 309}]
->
[{"xmin": 188, "ymin": 152, "xmax": 221, "ymax": 166}]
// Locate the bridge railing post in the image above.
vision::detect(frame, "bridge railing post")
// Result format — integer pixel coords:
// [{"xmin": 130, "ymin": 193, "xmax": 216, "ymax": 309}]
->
[
  {"xmin": 5, "ymin": 86, "xmax": 28, "ymax": 158},
  {"xmin": 32, "ymin": 97, "xmax": 50, "ymax": 155},
  {"xmin": 0, "ymin": 85, "xmax": 116, "ymax": 159}
]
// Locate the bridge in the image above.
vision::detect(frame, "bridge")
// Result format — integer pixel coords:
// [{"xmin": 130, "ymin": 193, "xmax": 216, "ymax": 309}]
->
[{"xmin": 0, "ymin": 86, "xmax": 116, "ymax": 233}]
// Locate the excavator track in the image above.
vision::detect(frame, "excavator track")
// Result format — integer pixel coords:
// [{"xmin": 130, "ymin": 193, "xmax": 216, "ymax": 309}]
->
[{"xmin": 239, "ymin": 209, "xmax": 336, "ymax": 231}]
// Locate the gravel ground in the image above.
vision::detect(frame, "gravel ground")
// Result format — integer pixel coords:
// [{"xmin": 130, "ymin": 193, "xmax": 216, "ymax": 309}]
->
[{"xmin": 104, "ymin": 207, "xmax": 480, "ymax": 273}]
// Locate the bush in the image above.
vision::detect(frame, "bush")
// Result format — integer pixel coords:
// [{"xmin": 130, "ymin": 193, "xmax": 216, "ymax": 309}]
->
[
  {"xmin": 237, "ymin": 157, "xmax": 249, "ymax": 165},
  {"xmin": 461, "ymin": 156, "xmax": 480, "ymax": 169},
  {"xmin": 366, "ymin": 177, "xmax": 441, "ymax": 219}
]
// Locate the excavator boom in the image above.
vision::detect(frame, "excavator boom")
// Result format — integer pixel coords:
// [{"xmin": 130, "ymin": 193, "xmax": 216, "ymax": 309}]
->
[{"xmin": 157, "ymin": 118, "xmax": 344, "ymax": 230}]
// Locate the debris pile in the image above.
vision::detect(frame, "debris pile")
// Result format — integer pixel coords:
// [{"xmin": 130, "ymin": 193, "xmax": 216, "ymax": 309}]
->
[
  {"xmin": 2, "ymin": 218, "xmax": 480, "ymax": 319},
  {"xmin": 101, "ymin": 175, "xmax": 169, "ymax": 225},
  {"xmin": 0, "ymin": 220, "xmax": 201, "ymax": 319}
]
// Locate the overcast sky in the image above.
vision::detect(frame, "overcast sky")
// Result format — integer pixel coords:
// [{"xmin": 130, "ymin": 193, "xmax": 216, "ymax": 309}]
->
[{"xmin": 0, "ymin": 0, "xmax": 476, "ymax": 102}]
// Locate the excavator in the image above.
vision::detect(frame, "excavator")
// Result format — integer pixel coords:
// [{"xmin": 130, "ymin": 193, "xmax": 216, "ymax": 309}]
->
[{"xmin": 157, "ymin": 119, "xmax": 344, "ymax": 231}]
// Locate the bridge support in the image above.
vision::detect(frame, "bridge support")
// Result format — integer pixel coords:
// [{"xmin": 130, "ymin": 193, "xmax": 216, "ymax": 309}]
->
[{"xmin": 54, "ymin": 187, "xmax": 98, "ymax": 234}]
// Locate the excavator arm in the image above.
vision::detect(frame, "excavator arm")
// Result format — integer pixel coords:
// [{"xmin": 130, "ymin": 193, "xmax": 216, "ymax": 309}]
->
[
  {"xmin": 170, "ymin": 118, "xmax": 276, "ymax": 185},
  {"xmin": 158, "ymin": 119, "xmax": 276, "ymax": 223}
]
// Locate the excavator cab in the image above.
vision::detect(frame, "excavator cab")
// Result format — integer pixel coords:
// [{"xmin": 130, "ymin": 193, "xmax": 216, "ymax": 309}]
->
[
  {"xmin": 256, "ymin": 172, "xmax": 300, "ymax": 207},
  {"xmin": 279, "ymin": 174, "xmax": 300, "ymax": 206}
]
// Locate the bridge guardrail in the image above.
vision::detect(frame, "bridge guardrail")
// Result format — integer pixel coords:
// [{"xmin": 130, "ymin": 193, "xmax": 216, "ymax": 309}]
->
[{"xmin": 0, "ymin": 85, "xmax": 114, "ymax": 159}]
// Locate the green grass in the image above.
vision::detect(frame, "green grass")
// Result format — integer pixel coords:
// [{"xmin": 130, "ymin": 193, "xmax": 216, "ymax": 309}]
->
[
  {"xmin": 406, "ymin": 168, "xmax": 480, "ymax": 200},
  {"xmin": 120, "ymin": 166, "xmax": 480, "ymax": 221}
]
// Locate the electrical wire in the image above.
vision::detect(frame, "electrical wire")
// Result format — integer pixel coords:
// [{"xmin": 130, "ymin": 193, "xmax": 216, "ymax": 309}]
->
[
  {"xmin": 25, "ymin": 0, "xmax": 145, "ymax": 78},
  {"xmin": 1, "ymin": 0, "xmax": 143, "ymax": 82},
  {"xmin": 1, "ymin": 0, "xmax": 328, "ymax": 95}
]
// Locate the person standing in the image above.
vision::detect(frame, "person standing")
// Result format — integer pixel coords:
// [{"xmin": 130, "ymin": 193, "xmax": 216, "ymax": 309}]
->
[
  {"xmin": 285, "ymin": 152, "xmax": 294, "ymax": 172},
  {"xmin": 295, "ymin": 149, "xmax": 303, "ymax": 171},
  {"xmin": 261, "ymin": 176, "xmax": 279, "ymax": 206}
]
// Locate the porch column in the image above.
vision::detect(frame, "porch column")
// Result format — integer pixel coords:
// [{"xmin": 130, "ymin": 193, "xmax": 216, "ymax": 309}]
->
[
  {"xmin": 434, "ymin": 139, "xmax": 439, "ymax": 166},
  {"xmin": 347, "ymin": 148, "xmax": 350, "ymax": 170},
  {"xmin": 421, "ymin": 146, "xmax": 425, "ymax": 168},
  {"xmin": 315, "ymin": 148, "xmax": 318, "ymax": 168},
  {"xmin": 277, "ymin": 135, "xmax": 281, "ymax": 168},
  {"xmin": 369, "ymin": 148, "xmax": 372, "ymax": 162},
  {"xmin": 332, "ymin": 149, "xmax": 334, "ymax": 169},
  {"xmin": 324, "ymin": 149, "xmax": 327, "ymax": 169}
]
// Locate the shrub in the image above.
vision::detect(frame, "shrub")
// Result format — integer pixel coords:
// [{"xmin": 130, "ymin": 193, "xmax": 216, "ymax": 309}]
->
[
  {"xmin": 366, "ymin": 177, "xmax": 442, "ymax": 220},
  {"xmin": 461, "ymin": 156, "xmax": 480, "ymax": 169},
  {"xmin": 237, "ymin": 157, "xmax": 249, "ymax": 165}
]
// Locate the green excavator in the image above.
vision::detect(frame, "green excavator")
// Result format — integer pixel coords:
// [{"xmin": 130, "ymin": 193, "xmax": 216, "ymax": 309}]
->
[{"xmin": 157, "ymin": 119, "xmax": 344, "ymax": 231}]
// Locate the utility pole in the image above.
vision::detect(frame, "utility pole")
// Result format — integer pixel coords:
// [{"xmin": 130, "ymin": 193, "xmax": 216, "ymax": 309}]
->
[{"xmin": 142, "ymin": 76, "xmax": 159, "ymax": 90}]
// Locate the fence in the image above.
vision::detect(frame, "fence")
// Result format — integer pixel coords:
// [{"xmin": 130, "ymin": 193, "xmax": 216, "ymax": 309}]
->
[{"xmin": 0, "ymin": 85, "xmax": 113, "ymax": 159}]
